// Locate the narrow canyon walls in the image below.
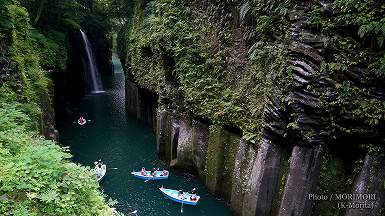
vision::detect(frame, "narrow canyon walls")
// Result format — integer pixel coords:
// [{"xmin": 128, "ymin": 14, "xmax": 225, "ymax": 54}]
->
[{"xmin": 120, "ymin": 0, "xmax": 385, "ymax": 215}]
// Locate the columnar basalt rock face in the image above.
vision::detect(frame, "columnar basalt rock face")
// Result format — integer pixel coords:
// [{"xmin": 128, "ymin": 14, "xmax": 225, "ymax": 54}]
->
[
  {"xmin": 279, "ymin": 145, "xmax": 323, "ymax": 216},
  {"xmin": 156, "ymin": 110, "xmax": 171, "ymax": 160},
  {"xmin": 242, "ymin": 138, "xmax": 283, "ymax": 216},
  {"xmin": 191, "ymin": 120, "xmax": 210, "ymax": 179},
  {"xmin": 121, "ymin": 1, "xmax": 385, "ymax": 215},
  {"xmin": 125, "ymin": 78, "xmax": 158, "ymax": 129},
  {"xmin": 139, "ymin": 89, "xmax": 158, "ymax": 128},
  {"xmin": 345, "ymin": 155, "xmax": 385, "ymax": 216},
  {"xmin": 205, "ymin": 126, "xmax": 241, "ymax": 200},
  {"xmin": 125, "ymin": 79, "xmax": 141, "ymax": 119},
  {"xmin": 156, "ymin": 111, "xmax": 210, "ymax": 175},
  {"xmin": 231, "ymin": 139, "xmax": 257, "ymax": 214},
  {"xmin": 173, "ymin": 117, "xmax": 195, "ymax": 168},
  {"xmin": 286, "ymin": 6, "xmax": 329, "ymax": 147},
  {"xmin": 170, "ymin": 116, "xmax": 180, "ymax": 164},
  {"xmin": 277, "ymin": 3, "xmax": 329, "ymax": 215}
]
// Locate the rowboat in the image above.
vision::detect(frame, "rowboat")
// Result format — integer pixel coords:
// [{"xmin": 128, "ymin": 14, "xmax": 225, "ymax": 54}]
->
[
  {"xmin": 95, "ymin": 164, "xmax": 106, "ymax": 182},
  {"xmin": 78, "ymin": 119, "xmax": 86, "ymax": 125},
  {"xmin": 131, "ymin": 170, "xmax": 169, "ymax": 180},
  {"xmin": 159, "ymin": 187, "xmax": 200, "ymax": 205}
]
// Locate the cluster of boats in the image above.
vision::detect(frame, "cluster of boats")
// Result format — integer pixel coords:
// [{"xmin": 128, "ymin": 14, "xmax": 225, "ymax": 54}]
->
[
  {"xmin": 94, "ymin": 162, "xmax": 201, "ymax": 209},
  {"xmin": 80, "ymin": 117, "xmax": 200, "ymax": 214}
]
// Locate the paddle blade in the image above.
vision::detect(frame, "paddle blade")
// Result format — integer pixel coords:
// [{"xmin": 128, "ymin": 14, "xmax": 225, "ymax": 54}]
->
[{"xmin": 180, "ymin": 198, "xmax": 184, "ymax": 213}]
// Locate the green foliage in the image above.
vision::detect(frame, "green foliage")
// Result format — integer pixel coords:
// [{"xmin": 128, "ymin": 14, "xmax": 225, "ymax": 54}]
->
[
  {"xmin": 0, "ymin": 1, "xmax": 115, "ymax": 214},
  {"xmin": 122, "ymin": 0, "xmax": 292, "ymax": 144},
  {"xmin": 309, "ymin": 1, "xmax": 385, "ymax": 140},
  {"xmin": 121, "ymin": 0, "xmax": 385, "ymax": 149},
  {"xmin": 62, "ymin": 18, "xmax": 81, "ymax": 31},
  {"xmin": 2, "ymin": 1, "xmax": 67, "ymax": 123},
  {"xmin": 0, "ymin": 103, "xmax": 114, "ymax": 216},
  {"xmin": 5, "ymin": 2, "xmax": 49, "ymax": 107},
  {"xmin": 31, "ymin": 30, "xmax": 67, "ymax": 71}
]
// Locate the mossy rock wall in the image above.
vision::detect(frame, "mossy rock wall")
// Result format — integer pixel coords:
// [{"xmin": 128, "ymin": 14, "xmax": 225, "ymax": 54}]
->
[
  {"xmin": 231, "ymin": 139, "xmax": 258, "ymax": 214},
  {"xmin": 191, "ymin": 120, "xmax": 210, "ymax": 180},
  {"xmin": 156, "ymin": 109, "xmax": 172, "ymax": 160},
  {"xmin": 345, "ymin": 154, "xmax": 385, "ymax": 216},
  {"xmin": 120, "ymin": 0, "xmax": 385, "ymax": 214},
  {"xmin": 271, "ymin": 147, "xmax": 291, "ymax": 216},
  {"xmin": 311, "ymin": 151, "xmax": 357, "ymax": 216},
  {"xmin": 221, "ymin": 129, "xmax": 241, "ymax": 201},
  {"xmin": 205, "ymin": 125, "xmax": 226, "ymax": 195},
  {"xmin": 205, "ymin": 125, "xmax": 240, "ymax": 200},
  {"xmin": 174, "ymin": 117, "xmax": 195, "ymax": 169}
]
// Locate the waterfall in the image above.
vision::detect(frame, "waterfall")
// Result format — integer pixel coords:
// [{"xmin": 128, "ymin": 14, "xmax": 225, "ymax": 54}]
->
[{"xmin": 80, "ymin": 29, "xmax": 103, "ymax": 93}]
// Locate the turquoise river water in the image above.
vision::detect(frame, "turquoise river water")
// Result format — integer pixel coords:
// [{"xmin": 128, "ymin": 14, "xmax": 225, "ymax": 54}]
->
[{"xmin": 57, "ymin": 57, "xmax": 232, "ymax": 216}]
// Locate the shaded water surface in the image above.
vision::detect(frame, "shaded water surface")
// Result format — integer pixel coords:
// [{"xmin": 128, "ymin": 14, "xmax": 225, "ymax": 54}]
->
[{"xmin": 58, "ymin": 56, "xmax": 232, "ymax": 216}]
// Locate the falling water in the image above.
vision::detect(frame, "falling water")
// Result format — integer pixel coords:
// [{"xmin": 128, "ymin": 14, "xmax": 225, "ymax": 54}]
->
[
  {"xmin": 80, "ymin": 29, "xmax": 103, "ymax": 93},
  {"xmin": 58, "ymin": 55, "xmax": 232, "ymax": 216}
]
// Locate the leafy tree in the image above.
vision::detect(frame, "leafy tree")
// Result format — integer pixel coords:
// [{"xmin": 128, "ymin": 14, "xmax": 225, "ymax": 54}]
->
[{"xmin": 0, "ymin": 1, "xmax": 117, "ymax": 215}]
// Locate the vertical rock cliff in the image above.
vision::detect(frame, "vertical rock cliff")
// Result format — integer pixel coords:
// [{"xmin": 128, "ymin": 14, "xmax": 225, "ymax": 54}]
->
[{"xmin": 119, "ymin": 0, "xmax": 385, "ymax": 215}]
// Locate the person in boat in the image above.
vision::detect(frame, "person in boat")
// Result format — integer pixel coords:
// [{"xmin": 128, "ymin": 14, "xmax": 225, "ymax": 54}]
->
[
  {"xmin": 78, "ymin": 116, "xmax": 86, "ymax": 124},
  {"xmin": 150, "ymin": 168, "xmax": 156, "ymax": 177},
  {"xmin": 190, "ymin": 188, "xmax": 197, "ymax": 201},
  {"xmin": 95, "ymin": 161, "xmax": 103, "ymax": 178},
  {"xmin": 161, "ymin": 169, "xmax": 168, "ymax": 176},
  {"xmin": 178, "ymin": 190, "xmax": 184, "ymax": 199},
  {"xmin": 141, "ymin": 167, "xmax": 146, "ymax": 176}
]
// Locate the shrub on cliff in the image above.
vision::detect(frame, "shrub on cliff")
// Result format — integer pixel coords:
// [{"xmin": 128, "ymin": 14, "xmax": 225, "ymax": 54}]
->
[
  {"xmin": 0, "ymin": 1, "xmax": 115, "ymax": 215},
  {"xmin": 0, "ymin": 104, "xmax": 114, "ymax": 215}
]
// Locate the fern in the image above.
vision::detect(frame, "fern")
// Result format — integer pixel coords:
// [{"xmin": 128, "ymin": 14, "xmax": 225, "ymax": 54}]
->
[{"xmin": 358, "ymin": 18, "xmax": 385, "ymax": 47}]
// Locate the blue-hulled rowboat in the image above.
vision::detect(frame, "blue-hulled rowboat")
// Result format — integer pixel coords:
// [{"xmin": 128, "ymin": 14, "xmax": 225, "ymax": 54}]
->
[
  {"xmin": 159, "ymin": 187, "xmax": 200, "ymax": 205},
  {"xmin": 131, "ymin": 170, "xmax": 169, "ymax": 180}
]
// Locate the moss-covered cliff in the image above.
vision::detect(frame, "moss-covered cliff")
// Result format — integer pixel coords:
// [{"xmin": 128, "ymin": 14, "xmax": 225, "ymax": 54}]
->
[
  {"xmin": 119, "ymin": 0, "xmax": 385, "ymax": 215},
  {"xmin": 120, "ymin": 0, "xmax": 385, "ymax": 147}
]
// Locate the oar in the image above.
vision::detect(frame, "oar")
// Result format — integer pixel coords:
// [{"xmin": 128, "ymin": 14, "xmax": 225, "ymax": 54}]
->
[
  {"xmin": 128, "ymin": 210, "xmax": 138, "ymax": 215},
  {"xmin": 181, "ymin": 196, "xmax": 184, "ymax": 213},
  {"xmin": 144, "ymin": 174, "xmax": 155, "ymax": 182}
]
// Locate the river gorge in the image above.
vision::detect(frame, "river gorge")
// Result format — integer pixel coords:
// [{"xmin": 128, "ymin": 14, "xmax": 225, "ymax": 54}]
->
[{"xmin": 1, "ymin": 0, "xmax": 385, "ymax": 216}]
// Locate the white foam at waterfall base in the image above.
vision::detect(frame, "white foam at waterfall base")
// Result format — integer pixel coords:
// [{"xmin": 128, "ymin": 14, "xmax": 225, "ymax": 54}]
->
[{"xmin": 80, "ymin": 29, "xmax": 103, "ymax": 93}]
